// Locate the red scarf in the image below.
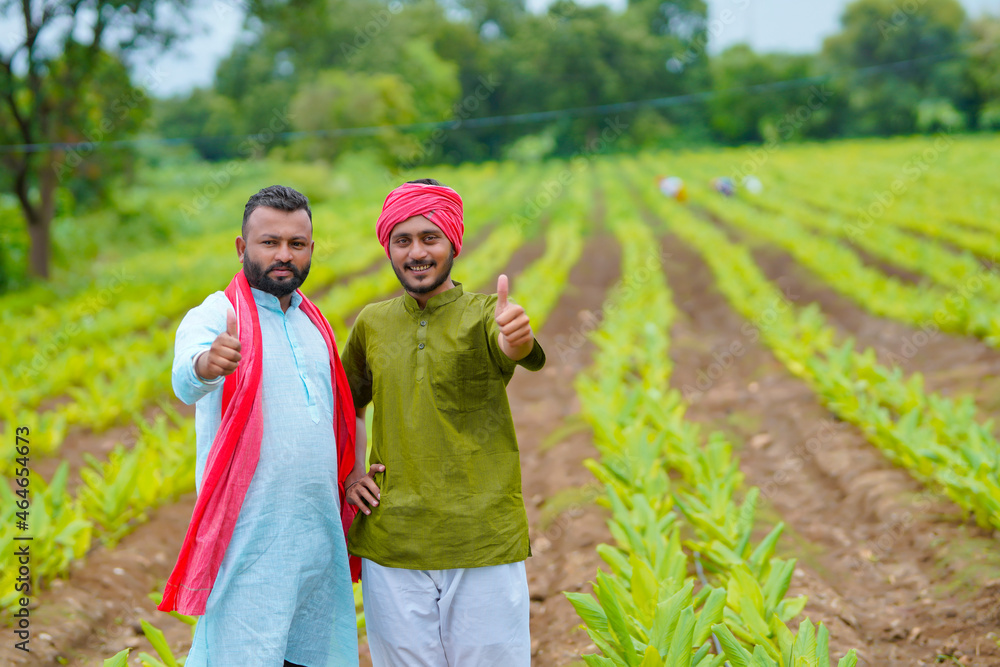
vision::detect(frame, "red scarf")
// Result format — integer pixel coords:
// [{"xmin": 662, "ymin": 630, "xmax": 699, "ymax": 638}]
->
[{"xmin": 159, "ymin": 272, "xmax": 359, "ymax": 615}]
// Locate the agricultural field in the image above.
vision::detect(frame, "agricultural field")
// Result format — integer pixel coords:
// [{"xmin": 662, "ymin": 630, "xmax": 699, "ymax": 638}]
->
[{"xmin": 3, "ymin": 133, "xmax": 1000, "ymax": 666}]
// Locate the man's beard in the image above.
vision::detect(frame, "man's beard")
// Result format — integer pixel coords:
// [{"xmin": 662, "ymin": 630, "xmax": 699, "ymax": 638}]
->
[
  {"xmin": 243, "ymin": 254, "xmax": 310, "ymax": 298},
  {"xmin": 392, "ymin": 253, "xmax": 454, "ymax": 295}
]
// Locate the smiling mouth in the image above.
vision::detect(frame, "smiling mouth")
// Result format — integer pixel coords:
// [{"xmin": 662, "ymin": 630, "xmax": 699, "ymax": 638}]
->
[{"xmin": 407, "ymin": 263, "xmax": 434, "ymax": 274}]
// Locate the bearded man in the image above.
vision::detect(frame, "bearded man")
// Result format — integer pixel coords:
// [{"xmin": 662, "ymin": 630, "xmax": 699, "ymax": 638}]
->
[
  {"xmin": 162, "ymin": 185, "xmax": 359, "ymax": 667},
  {"xmin": 341, "ymin": 178, "xmax": 545, "ymax": 665}
]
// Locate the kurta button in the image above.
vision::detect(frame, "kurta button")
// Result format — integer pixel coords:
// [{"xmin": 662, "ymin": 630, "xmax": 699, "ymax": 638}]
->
[
  {"xmin": 418, "ymin": 342, "xmax": 425, "ymax": 349},
  {"xmin": 420, "ymin": 320, "xmax": 427, "ymax": 326}
]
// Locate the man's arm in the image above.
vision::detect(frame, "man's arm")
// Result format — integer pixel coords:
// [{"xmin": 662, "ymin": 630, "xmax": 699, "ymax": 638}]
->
[
  {"xmin": 172, "ymin": 293, "xmax": 240, "ymax": 405},
  {"xmin": 340, "ymin": 313, "xmax": 383, "ymax": 515},
  {"xmin": 344, "ymin": 406, "xmax": 384, "ymax": 515}
]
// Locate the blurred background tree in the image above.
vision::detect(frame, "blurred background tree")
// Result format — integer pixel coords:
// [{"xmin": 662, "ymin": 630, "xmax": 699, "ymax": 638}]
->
[
  {"xmin": 822, "ymin": 0, "xmax": 970, "ymax": 135},
  {"xmin": 2, "ymin": 0, "xmax": 999, "ymax": 284},
  {"xmin": 0, "ymin": 0, "xmax": 194, "ymax": 279}
]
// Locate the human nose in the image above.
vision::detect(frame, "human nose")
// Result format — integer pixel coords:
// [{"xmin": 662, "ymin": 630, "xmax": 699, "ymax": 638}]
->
[
  {"xmin": 275, "ymin": 242, "xmax": 294, "ymax": 262},
  {"xmin": 408, "ymin": 240, "xmax": 429, "ymax": 260}
]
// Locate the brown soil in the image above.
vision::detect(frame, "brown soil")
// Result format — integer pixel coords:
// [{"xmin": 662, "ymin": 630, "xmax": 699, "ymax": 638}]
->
[
  {"xmin": 749, "ymin": 244, "xmax": 1000, "ymax": 414},
  {"xmin": 696, "ymin": 202, "xmax": 1000, "ymax": 412},
  {"xmin": 658, "ymin": 228, "xmax": 1000, "ymax": 666},
  {"xmin": 4, "ymin": 229, "xmax": 620, "ymax": 666}
]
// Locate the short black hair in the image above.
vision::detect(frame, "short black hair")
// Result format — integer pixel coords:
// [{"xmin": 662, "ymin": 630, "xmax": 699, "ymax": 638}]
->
[
  {"xmin": 242, "ymin": 185, "xmax": 312, "ymax": 237},
  {"xmin": 406, "ymin": 178, "xmax": 445, "ymax": 187}
]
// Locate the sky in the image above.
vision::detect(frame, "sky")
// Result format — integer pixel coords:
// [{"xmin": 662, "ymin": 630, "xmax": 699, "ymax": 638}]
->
[{"xmin": 120, "ymin": 0, "xmax": 1000, "ymax": 97}]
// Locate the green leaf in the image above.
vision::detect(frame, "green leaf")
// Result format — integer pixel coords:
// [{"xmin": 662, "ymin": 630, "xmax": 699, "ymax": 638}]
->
[
  {"xmin": 103, "ymin": 649, "xmax": 131, "ymax": 667},
  {"xmin": 738, "ymin": 593, "xmax": 772, "ymax": 638},
  {"xmin": 817, "ymin": 623, "xmax": 831, "ymax": 667},
  {"xmin": 693, "ymin": 587, "xmax": 726, "ymax": 646},
  {"xmin": 140, "ymin": 619, "xmax": 179, "ymax": 667},
  {"xmin": 650, "ymin": 579, "xmax": 693, "ymax": 656},
  {"xmin": 748, "ymin": 524, "xmax": 784, "ymax": 577},
  {"xmin": 711, "ymin": 623, "xmax": 753, "ymax": 667},
  {"xmin": 762, "ymin": 559, "xmax": 795, "ymax": 613},
  {"xmin": 776, "ymin": 595, "xmax": 808, "ymax": 622},
  {"xmin": 631, "ymin": 554, "xmax": 660, "ymax": 622},
  {"xmin": 691, "ymin": 642, "xmax": 712, "ymax": 665},
  {"xmin": 599, "ymin": 544, "xmax": 633, "ymax": 580},
  {"xmin": 732, "ymin": 565, "xmax": 766, "ymax": 619},
  {"xmin": 836, "ymin": 650, "xmax": 859, "ymax": 667},
  {"xmin": 791, "ymin": 618, "xmax": 816, "ymax": 664},
  {"xmin": 638, "ymin": 644, "xmax": 664, "ymax": 667},
  {"xmin": 583, "ymin": 654, "xmax": 622, "ymax": 667},
  {"xmin": 137, "ymin": 653, "xmax": 169, "ymax": 667},
  {"xmin": 750, "ymin": 644, "xmax": 779, "ymax": 667},
  {"xmin": 774, "ymin": 616, "xmax": 795, "ymax": 666},
  {"xmin": 665, "ymin": 606, "xmax": 696, "ymax": 667},
  {"xmin": 595, "ymin": 572, "xmax": 640, "ymax": 665},
  {"xmin": 565, "ymin": 591, "xmax": 611, "ymax": 642}
]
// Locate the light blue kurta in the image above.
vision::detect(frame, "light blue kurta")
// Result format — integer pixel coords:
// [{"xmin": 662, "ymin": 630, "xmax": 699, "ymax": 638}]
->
[{"xmin": 172, "ymin": 287, "xmax": 358, "ymax": 667}]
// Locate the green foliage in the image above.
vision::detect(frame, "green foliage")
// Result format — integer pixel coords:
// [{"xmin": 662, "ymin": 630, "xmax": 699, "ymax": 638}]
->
[
  {"xmin": 154, "ymin": 90, "xmax": 246, "ymax": 161},
  {"xmin": 105, "ymin": 649, "xmax": 131, "ymax": 667},
  {"xmin": 285, "ymin": 39, "xmax": 459, "ymax": 165},
  {"xmin": 967, "ymin": 15, "xmax": 1000, "ymax": 128},
  {"xmin": 822, "ymin": 0, "xmax": 970, "ymax": 135},
  {"xmin": 708, "ymin": 46, "xmax": 828, "ymax": 144},
  {"xmin": 564, "ymin": 165, "xmax": 857, "ymax": 665},
  {"xmin": 139, "ymin": 0, "xmax": 1000, "ymax": 175},
  {"xmin": 0, "ymin": 0, "xmax": 194, "ymax": 279}
]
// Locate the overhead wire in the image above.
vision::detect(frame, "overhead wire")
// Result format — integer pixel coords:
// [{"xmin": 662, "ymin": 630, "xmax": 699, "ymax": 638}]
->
[{"xmin": 0, "ymin": 50, "xmax": 965, "ymax": 155}]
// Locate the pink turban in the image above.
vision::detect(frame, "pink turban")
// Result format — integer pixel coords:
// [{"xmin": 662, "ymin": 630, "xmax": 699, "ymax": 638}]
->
[{"xmin": 376, "ymin": 182, "xmax": 465, "ymax": 258}]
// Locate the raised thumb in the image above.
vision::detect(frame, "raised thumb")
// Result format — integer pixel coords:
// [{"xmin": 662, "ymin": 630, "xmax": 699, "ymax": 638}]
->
[
  {"xmin": 496, "ymin": 274, "xmax": 509, "ymax": 313},
  {"xmin": 226, "ymin": 308, "xmax": 239, "ymax": 338}
]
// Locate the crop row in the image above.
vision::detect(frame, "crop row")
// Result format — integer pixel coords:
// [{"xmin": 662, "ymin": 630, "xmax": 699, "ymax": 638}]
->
[
  {"xmin": 564, "ymin": 166, "xmax": 857, "ymax": 666},
  {"xmin": 626, "ymin": 160, "xmax": 1000, "ymax": 537}
]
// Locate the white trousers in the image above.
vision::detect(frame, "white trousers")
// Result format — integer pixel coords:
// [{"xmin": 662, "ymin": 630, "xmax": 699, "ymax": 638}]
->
[{"xmin": 361, "ymin": 558, "xmax": 531, "ymax": 667}]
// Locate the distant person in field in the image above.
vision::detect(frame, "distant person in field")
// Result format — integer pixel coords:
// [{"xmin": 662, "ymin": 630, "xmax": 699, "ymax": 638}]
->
[
  {"xmin": 341, "ymin": 179, "xmax": 545, "ymax": 665},
  {"xmin": 161, "ymin": 185, "xmax": 360, "ymax": 667}
]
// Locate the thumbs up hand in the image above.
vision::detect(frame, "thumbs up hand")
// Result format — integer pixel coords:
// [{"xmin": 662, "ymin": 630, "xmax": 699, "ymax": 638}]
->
[
  {"xmin": 196, "ymin": 308, "xmax": 243, "ymax": 381},
  {"xmin": 494, "ymin": 274, "xmax": 535, "ymax": 360}
]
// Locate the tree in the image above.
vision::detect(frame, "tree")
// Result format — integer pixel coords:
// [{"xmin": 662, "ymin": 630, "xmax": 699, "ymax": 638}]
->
[
  {"xmin": 472, "ymin": 0, "xmax": 711, "ymax": 158},
  {"xmin": 0, "ymin": 0, "xmax": 193, "ymax": 279},
  {"xmin": 822, "ymin": 0, "xmax": 969, "ymax": 136},
  {"xmin": 966, "ymin": 13, "xmax": 1000, "ymax": 128},
  {"xmin": 708, "ymin": 45, "xmax": 825, "ymax": 144}
]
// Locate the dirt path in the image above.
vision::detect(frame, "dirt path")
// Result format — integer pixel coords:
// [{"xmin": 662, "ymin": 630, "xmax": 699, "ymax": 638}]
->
[
  {"xmin": 5, "ymin": 228, "xmax": 624, "ymax": 666},
  {"xmin": 748, "ymin": 243, "xmax": 1000, "ymax": 416},
  {"xmin": 518, "ymin": 232, "xmax": 622, "ymax": 666},
  {"xmin": 658, "ymin": 228, "xmax": 1000, "ymax": 666}
]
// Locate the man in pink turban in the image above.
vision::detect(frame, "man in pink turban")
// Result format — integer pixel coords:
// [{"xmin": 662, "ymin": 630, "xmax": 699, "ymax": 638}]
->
[{"xmin": 340, "ymin": 178, "xmax": 546, "ymax": 665}]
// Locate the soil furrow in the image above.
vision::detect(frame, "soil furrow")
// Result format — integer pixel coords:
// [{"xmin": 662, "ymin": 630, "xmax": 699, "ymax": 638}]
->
[{"xmin": 658, "ymin": 231, "xmax": 1000, "ymax": 666}]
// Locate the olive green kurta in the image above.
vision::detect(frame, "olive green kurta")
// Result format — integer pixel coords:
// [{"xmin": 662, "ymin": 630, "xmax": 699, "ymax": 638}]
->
[{"xmin": 340, "ymin": 282, "xmax": 545, "ymax": 570}]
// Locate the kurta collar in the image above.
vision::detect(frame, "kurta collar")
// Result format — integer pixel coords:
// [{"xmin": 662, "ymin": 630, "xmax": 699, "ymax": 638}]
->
[
  {"xmin": 403, "ymin": 282, "xmax": 464, "ymax": 315},
  {"xmin": 251, "ymin": 286, "xmax": 303, "ymax": 313}
]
